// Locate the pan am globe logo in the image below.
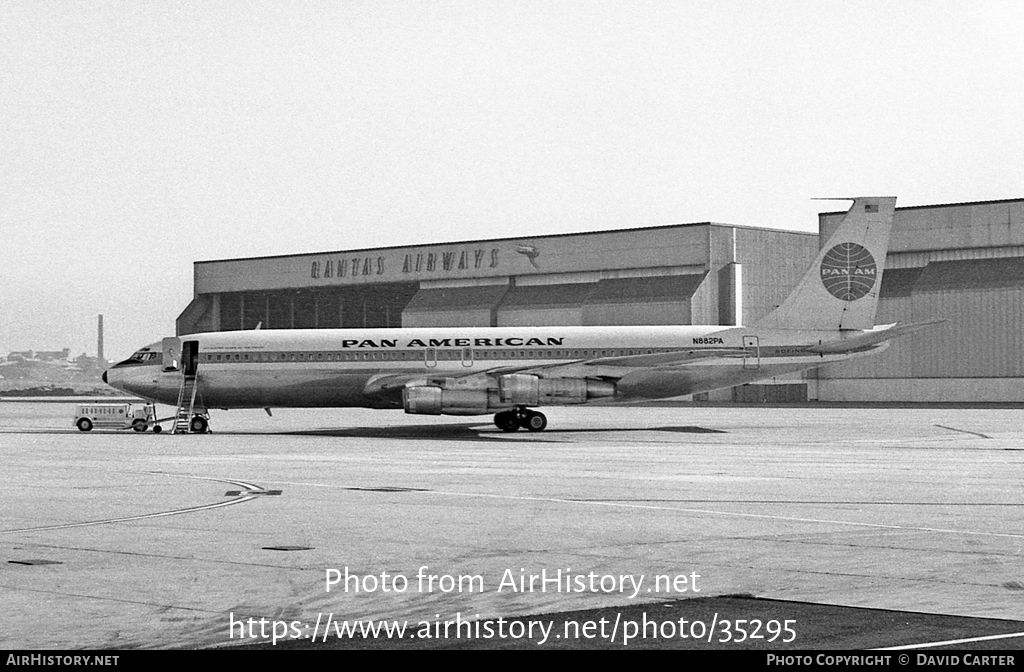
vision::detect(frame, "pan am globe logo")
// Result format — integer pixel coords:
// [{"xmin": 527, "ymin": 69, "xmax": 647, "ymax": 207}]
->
[{"xmin": 820, "ymin": 243, "xmax": 877, "ymax": 301}]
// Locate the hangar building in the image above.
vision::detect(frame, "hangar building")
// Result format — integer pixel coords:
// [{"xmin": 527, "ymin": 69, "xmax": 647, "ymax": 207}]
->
[{"xmin": 176, "ymin": 197, "xmax": 1024, "ymax": 403}]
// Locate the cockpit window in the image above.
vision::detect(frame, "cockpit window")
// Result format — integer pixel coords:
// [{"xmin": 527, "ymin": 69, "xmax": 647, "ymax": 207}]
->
[{"xmin": 114, "ymin": 351, "xmax": 159, "ymax": 367}]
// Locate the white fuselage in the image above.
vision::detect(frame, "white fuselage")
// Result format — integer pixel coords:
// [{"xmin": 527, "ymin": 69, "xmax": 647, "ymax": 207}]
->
[{"xmin": 105, "ymin": 324, "xmax": 883, "ymax": 411}]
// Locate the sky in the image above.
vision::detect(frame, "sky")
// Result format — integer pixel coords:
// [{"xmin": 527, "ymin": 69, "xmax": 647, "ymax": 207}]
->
[{"xmin": 2, "ymin": 0, "xmax": 1022, "ymax": 361}]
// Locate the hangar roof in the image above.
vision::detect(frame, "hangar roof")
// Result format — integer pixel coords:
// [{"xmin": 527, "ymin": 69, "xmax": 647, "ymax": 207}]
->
[{"xmin": 194, "ymin": 221, "xmax": 812, "ymax": 266}]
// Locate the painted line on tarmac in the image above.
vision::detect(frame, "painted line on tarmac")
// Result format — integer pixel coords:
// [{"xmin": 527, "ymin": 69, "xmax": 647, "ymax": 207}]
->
[
  {"xmin": 269, "ymin": 478, "xmax": 1024, "ymax": 540},
  {"xmin": 0, "ymin": 496, "xmax": 258, "ymax": 534},
  {"xmin": 934, "ymin": 424, "xmax": 992, "ymax": 439},
  {"xmin": 145, "ymin": 470, "xmax": 266, "ymax": 491},
  {"xmin": 874, "ymin": 630, "xmax": 1024, "ymax": 650},
  {"xmin": 0, "ymin": 472, "xmax": 267, "ymax": 535},
  {"xmin": 440, "ymin": 492, "xmax": 1024, "ymax": 539}
]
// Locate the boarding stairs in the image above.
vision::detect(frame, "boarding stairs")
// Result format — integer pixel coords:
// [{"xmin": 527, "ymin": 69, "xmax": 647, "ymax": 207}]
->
[{"xmin": 172, "ymin": 372, "xmax": 206, "ymax": 434}]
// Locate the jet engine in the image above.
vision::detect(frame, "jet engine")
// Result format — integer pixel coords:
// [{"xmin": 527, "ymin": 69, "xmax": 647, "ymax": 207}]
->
[
  {"xmin": 497, "ymin": 374, "xmax": 615, "ymax": 406},
  {"xmin": 402, "ymin": 374, "xmax": 616, "ymax": 416}
]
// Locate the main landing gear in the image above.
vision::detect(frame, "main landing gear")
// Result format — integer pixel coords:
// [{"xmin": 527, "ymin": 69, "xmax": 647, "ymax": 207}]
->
[{"xmin": 494, "ymin": 407, "xmax": 547, "ymax": 433}]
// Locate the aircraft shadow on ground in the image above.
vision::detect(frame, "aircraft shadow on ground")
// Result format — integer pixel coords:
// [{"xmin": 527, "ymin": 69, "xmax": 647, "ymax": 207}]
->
[{"xmin": 273, "ymin": 424, "xmax": 727, "ymax": 441}]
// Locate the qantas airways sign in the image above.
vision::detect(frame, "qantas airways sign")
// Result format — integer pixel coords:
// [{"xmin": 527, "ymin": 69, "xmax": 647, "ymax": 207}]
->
[{"xmin": 309, "ymin": 247, "xmax": 507, "ymax": 281}]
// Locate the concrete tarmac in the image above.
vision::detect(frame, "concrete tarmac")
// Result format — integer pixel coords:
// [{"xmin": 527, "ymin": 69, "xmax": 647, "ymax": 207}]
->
[{"xmin": 1, "ymin": 402, "xmax": 1022, "ymax": 650}]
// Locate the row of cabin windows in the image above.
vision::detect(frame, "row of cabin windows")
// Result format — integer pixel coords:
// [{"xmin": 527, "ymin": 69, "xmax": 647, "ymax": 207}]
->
[{"xmin": 201, "ymin": 348, "xmax": 668, "ymax": 363}]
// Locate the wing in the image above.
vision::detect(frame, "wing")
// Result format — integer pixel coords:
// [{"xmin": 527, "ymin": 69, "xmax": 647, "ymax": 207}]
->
[
  {"xmin": 361, "ymin": 347, "xmax": 751, "ymax": 402},
  {"xmin": 581, "ymin": 348, "xmax": 750, "ymax": 368}
]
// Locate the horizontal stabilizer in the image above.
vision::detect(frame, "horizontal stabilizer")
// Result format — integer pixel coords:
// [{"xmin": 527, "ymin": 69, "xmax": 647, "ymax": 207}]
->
[{"xmin": 807, "ymin": 321, "xmax": 946, "ymax": 354}]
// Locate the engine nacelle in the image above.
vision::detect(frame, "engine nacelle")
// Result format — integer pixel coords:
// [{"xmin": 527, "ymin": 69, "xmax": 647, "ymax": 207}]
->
[
  {"xmin": 402, "ymin": 386, "xmax": 490, "ymax": 416},
  {"xmin": 403, "ymin": 376, "xmax": 617, "ymax": 416},
  {"xmin": 498, "ymin": 374, "xmax": 616, "ymax": 406}
]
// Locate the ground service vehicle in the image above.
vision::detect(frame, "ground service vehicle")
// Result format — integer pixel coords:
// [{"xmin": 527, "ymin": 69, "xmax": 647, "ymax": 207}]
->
[{"xmin": 73, "ymin": 403, "xmax": 162, "ymax": 433}]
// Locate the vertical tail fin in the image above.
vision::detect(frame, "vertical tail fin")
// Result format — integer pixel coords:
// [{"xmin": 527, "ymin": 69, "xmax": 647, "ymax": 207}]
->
[{"xmin": 756, "ymin": 196, "xmax": 896, "ymax": 331}]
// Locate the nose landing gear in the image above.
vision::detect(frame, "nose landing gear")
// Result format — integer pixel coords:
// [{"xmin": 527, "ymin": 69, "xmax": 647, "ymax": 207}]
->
[{"xmin": 493, "ymin": 407, "xmax": 548, "ymax": 432}]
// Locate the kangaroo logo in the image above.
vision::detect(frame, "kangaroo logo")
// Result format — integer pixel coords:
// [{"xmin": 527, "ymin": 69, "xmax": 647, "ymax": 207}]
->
[
  {"xmin": 820, "ymin": 243, "xmax": 877, "ymax": 301},
  {"xmin": 516, "ymin": 244, "xmax": 541, "ymax": 269}
]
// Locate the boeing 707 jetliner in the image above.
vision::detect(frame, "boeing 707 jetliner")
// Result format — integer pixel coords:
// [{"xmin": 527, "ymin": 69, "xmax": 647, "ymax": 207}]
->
[{"xmin": 103, "ymin": 197, "xmax": 937, "ymax": 433}]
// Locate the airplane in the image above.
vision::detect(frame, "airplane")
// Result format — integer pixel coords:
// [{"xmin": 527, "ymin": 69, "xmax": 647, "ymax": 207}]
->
[{"xmin": 103, "ymin": 197, "xmax": 938, "ymax": 433}]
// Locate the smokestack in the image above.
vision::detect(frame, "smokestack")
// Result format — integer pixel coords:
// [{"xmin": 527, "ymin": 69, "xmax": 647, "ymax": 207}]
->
[{"xmin": 98, "ymin": 314, "xmax": 104, "ymax": 362}]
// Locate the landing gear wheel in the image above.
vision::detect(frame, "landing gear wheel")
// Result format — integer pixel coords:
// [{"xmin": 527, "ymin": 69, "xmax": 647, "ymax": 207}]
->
[
  {"xmin": 132, "ymin": 419, "xmax": 147, "ymax": 432},
  {"xmin": 521, "ymin": 411, "xmax": 547, "ymax": 432},
  {"xmin": 494, "ymin": 411, "xmax": 520, "ymax": 432},
  {"xmin": 189, "ymin": 415, "xmax": 209, "ymax": 434},
  {"xmin": 77, "ymin": 418, "xmax": 93, "ymax": 432}
]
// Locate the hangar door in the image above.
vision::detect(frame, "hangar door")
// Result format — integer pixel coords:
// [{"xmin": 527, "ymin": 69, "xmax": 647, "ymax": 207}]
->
[{"xmin": 583, "ymin": 274, "xmax": 708, "ymax": 326}]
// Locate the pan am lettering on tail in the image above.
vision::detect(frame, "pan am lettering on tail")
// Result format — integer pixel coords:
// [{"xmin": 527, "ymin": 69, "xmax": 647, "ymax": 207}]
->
[{"xmin": 104, "ymin": 197, "xmax": 941, "ymax": 433}]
